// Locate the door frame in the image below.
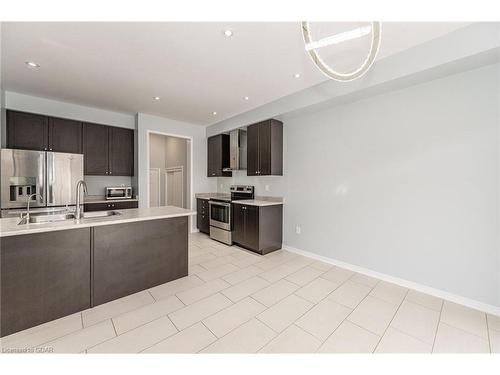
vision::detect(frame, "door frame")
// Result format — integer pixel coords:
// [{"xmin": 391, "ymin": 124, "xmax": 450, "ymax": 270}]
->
[
  {"xmin": 148, "ymin": 167, "xmax": 161, "ymax": 207},
  {"xmin": 146, "ymin": 130, "xmax": 193, "ymax": 229},
  {"xmin": 164, "ymin": 166, "xmax": 184, "ymax": 208}
]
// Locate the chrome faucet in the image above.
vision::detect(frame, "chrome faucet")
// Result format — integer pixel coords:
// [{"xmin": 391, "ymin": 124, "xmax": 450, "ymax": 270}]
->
[
  {"xmin": 23, "ymin": 193, "xmax": 44, "ymax": 222},
  {"xmin": 75, "ymin": 180, "xmax": 88, "ymax": 219}
]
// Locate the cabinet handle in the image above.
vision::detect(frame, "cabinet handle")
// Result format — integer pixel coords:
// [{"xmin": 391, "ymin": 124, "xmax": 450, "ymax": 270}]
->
[{"xmin": 109, "ymin": 171, "xmax": 112, "ymax": 175}]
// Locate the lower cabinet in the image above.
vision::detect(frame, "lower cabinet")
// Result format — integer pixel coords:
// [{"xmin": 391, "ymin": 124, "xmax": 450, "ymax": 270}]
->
[
  {"xmin": 232, "ymin": 203, "xmax": 283, "ymax": 255},
  {"xmin": 1, "ymin": 228, "xmax": 91, "ymax": 337},
  {"xmin": 196, "ymin": 198, "xmax": 209, "ymax": 234},
  {"xmin": 84, "ymin": 200, "xmax": 138, "ymax": 212},
  {"xmin": 92, "ymin": 217, "xmax": 188, "ymax": 306}
]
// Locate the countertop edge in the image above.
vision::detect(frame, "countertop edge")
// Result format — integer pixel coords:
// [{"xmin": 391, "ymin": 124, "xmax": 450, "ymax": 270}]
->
[{"xmin": 0, "ymin": 210, "xmax": 195, "ymax": 238}]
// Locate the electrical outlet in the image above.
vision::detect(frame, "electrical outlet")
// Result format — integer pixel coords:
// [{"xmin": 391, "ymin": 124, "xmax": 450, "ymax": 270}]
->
[
  {"xmin": 265, "ymin": 184, "xmax": 270, "ymax": 191},
  {"xmin": 295, "ymin": 225, "xmax": 301, "ymax": 235}
]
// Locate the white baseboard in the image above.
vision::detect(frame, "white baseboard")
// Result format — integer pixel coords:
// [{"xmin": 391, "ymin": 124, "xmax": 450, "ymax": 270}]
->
[
  {"xmin": 282, "ymin": 244, "xmax": 500, "ymax": 317},
  {"xmin": 190, "ymin": 228, "xmax": 200, "ymax": 234}
]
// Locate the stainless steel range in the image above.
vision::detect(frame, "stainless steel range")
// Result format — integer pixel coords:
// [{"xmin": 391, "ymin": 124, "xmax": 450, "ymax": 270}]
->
[{"xmin": 209, "ymin": 185, "xmax": 254, "ymax": 245}]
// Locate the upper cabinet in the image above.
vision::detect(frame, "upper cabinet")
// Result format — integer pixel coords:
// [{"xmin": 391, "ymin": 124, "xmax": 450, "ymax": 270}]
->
[
  {"xmin": 207, "ymin": 134, "xmax": 232, "ymax": 177},
  {"xmin": 247, "ymin": 119, "xmax": 283, "ymax": 176},
  {"xmin": 48, "ymin": 117, "xmax": 82, "ymax": 154},
  {"xmin": 83, "ymin": 123, "xmax": 134, "ymax": 176},
  {"xmin": 109, "ymin": 126, "xmax": 134, "ymax": 176},
  {"xmin": 7, "ymin": 110, "xmax": 49, "ymax": 151},
  {"xmin": 83, "ymin": 123, "xmax": 109, "ymax": 175},
  {"xmin": 7, "ymin": 110, "xmax": 135, "ymax": 176}
]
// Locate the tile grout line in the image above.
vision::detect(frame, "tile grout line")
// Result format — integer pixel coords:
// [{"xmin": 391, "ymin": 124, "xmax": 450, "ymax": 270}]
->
[
  {"xmin": 431, "ymin": 299, "xmax": 444, "ymax": 353},
  {"xmin": 485, "ymin": 314, "xmax": 492, "ymax": 353},
  {"xmin": 372, "ymin": 289, "xmax": 410, "ymax": 353},
  {"xmin": 314, "ymin": 281, "xmax": 378, "ymax": 352},
  {"xmin": 110, "ymin": 319, "xmax": 118, "ymax": 337}
]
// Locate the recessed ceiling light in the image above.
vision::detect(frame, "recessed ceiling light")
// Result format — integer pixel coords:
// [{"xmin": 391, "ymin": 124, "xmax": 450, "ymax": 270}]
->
[
  {"xmin": 25, "ymin": 61, "xmax": 40, "ymax": 68},
  {"xmin": 212, "ymin": 111, "xmax": 217, "ymax": 116},
  {"xmin": 153, "ymin": 96, "xmax": 161, "ymax": 101},
  {"xmin": 294, "ymin": 73, "xmax": 301, "ymax": 78},
  {"xmin": 244, "ymin": 96, "xmax": 249, "ymax": 101},
  {"xmin": 223, "ymin": 29, "xmax": 233, "ymax": 38}
]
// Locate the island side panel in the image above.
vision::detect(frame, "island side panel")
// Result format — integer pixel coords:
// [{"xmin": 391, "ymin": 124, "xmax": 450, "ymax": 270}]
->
[
  {"xmin": 92, "ymin": 216, "xmax": 188, "ymax": 306},
  {"xmin": 1, "ymin": 228, "xmax": 91, "ymax": 337}
]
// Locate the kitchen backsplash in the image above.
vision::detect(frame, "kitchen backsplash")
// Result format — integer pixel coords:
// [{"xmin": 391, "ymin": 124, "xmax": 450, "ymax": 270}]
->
[
  {"xmin": 217, "ymin": 170, "xmax": 285, "ymax": 197},
  {"xmin": 84, "ymin": 175, "xmax": 134, "ymax": 196}
]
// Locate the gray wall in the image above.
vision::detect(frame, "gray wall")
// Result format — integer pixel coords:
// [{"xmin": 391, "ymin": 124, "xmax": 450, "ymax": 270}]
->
[
  {"xmin": 84, "ymin": 176, "xmax": 133, "ymax": 197},
  {"xmin": 149, "ymin": 133, "xmax": 189, "ymax": 208},
  {"xmin": 218, "ymin": 63, "xmax": 500, "ymax": 308}
]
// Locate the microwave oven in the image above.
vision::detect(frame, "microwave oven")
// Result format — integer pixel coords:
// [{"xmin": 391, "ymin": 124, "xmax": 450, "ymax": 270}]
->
[{"xmin": 105, "ymin": 186, "xmax": 133, "ymax": 200}]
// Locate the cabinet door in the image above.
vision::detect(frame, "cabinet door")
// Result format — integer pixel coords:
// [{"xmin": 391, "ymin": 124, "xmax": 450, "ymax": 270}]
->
[
  {"xmin": 1, "ymin": 228, "xmax": 90, "ymax": 337},
  {"xmin": 244, "ymin": 205, "xmax": 260, "ymax": 251},
  {"xmin": 83, "ymin": 123, "xmax": 109, "ymax": 175},
  {"xmin": 258, "ymin": 121, "xmax": 272, "ymax": 175},
  {"xmin": 7, "ymin": 110, "xmax": 49, "ymax": 151},
  {"xmin": 112, "ymin": 200, "xmax": 138, "ymax": 210},
  {"xmin": 246, "ymin": 123, "xmax": 259, "ymax": 176},
  {"xmin": 207, "ymin": 134, "xmax": 231, "ymax": 177},
  {"xmin": 109, "ymin": 127, "xmax": 134, "ymax": 176},
  {"xmin": 84, "ymin": 202, "xmax": 110, "ymax": 212},
  {"xmin": 232, "ymin": 204, "xmax": 245, "ymax": 245},
  {"xmin": 48, "ymin": 117, "xmax": 82, "ymax": 153},
  {"xmin": 207, "ymin": 136, "xmax": 217, "ymax": 177}
]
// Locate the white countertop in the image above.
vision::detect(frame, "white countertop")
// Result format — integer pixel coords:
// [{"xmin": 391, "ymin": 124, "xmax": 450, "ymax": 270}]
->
[
  {"xmin": 0, "ymin": 206, "xmax": 195, "ymax": 237},
  {"xmin": 84, "ymin": 196, "xmax": 139, "ymax": 204},
  {"xmin": 232, "ymin": 199, "xmax": 283, "ymax": 207}
]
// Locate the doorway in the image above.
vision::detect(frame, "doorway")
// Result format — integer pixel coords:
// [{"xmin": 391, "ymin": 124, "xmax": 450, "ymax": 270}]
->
[{"xmin": 148, "ymin": 133, "xmax": 191, "ymax": 209}]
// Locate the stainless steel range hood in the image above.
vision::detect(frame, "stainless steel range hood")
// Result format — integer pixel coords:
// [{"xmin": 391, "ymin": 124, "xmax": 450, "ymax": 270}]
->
[{"xmin": 223, "ymin": 129, "xmax": 247, "ymax": 171}]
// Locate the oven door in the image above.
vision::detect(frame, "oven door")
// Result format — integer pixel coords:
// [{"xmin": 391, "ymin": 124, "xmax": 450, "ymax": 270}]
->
[{"xmin": 209, "ymin": 200, "xmax": 231, "ymax": 230}]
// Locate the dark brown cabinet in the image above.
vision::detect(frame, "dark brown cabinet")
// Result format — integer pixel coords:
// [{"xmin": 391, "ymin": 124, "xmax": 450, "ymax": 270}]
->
[
  {"xmin": 7, "ymin": 110, "xmax": 135, "ymax": 176},
  {"xmin": 7, "ymin": 110, "xmax": 49, "ymax": 151},
  {"xmin": 93, "ymin": 217, "xmax": 188, "ymax": 306},
  {"xmin": 83, "ymin": 123, "xmax": 134, "ymax": 176},
  {"xmin": 247, "ymin": 119, "xmax": 283, "ymax": 176},
  {"xmin": 109, "ymin": 126, "xmax": 134, "ymax": 176},
  {"xmin": 1, "ymin": 228, "xmax": 91, "ymax": 337},
  {"xmin": 49, "ymin": 117, "xmax": 82, "ymax": 154},
  {"xmin": 83, "ymin": 122, "xmax": 109, "ymax": 175},
  {"xmin": 207, "ymin": 134, "xmax": 231, "ymax": 177},
  {"xmin": 84, "ymin": 200, "xmax": 138, "ymax": 212},
  {"xmin": 232, "ymin": 203, "xmax": 283, "ymax": 255},
  {"xmin": 196, "ymin": 198, "xmax": 210, "ymax": 234}
]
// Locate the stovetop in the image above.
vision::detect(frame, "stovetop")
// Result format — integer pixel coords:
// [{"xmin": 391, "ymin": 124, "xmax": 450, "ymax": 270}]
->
[{"xmin": 210, "ymin": 185, "xmax": 254, "ymax": 202}]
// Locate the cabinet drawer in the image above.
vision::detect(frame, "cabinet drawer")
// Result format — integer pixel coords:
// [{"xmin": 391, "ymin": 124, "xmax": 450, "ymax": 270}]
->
[{"xmin": 84, "ymin": 200, "xmax": 138, "ymax": 212}]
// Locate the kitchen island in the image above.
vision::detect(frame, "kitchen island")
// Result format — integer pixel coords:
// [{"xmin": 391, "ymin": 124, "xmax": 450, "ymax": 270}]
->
[{"xmin": 0, "ymin": 206, "xmax": 195, "ymax": 337}]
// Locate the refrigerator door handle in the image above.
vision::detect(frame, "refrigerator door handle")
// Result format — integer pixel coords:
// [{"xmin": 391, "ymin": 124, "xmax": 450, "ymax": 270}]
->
[
  {"xmin": 47, "ymin": 152, "xmax": 55, "ymax": 205},
  {"xmin": 39, "ymin": 152, "xmax": 47, "ymax": 206}
]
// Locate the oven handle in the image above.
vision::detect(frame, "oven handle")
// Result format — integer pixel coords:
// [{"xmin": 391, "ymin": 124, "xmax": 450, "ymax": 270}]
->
[{"xmin": 209, "ymin": 201, "xmax": 231, "ymax": 208}]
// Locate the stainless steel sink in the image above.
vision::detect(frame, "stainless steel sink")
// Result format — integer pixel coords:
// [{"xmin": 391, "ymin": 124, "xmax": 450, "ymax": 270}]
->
[
  {"xmin": 17, "ymin": 210, "xmax": 121, "ymax": 225},
  {"xmin": 18, "ymin": 212, "xmax": 75, "ymax": 225},
  {"xmin": 82, "ymin": 210, "xmax": 121, "ymax": 219}
]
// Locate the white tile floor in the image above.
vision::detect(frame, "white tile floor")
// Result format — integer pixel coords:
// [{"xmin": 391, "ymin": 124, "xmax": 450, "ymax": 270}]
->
[{"xmin": 1, "ymin": 232, "xmax": 498, "ymax": 354}]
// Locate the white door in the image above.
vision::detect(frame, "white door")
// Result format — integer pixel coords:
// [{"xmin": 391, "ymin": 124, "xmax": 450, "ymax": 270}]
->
[
  {"xmin": 165, "ymin": 167, "xmax": 183, "ymax": 208},
  {"xmin": 149, "ymin": 168, "xmax": 160, "ymax": 207}
]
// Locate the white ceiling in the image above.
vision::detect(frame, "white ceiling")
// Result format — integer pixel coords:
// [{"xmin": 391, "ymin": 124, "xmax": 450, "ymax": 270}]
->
[{"xmin": 1, "ymin": 22, "xmax": 470, "ymax": 126}]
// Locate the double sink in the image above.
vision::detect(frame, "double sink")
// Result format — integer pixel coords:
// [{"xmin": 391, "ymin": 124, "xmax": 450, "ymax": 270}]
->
[{"xmin": 18, "ymin": 210, "xmax": 121, "ymax": 225}]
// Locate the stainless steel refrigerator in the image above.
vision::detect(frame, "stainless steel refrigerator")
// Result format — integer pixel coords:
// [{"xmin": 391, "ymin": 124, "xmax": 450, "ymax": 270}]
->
[{"xmin": 1, "ymin": 148, "xmax": 83, "ymax": 213}]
